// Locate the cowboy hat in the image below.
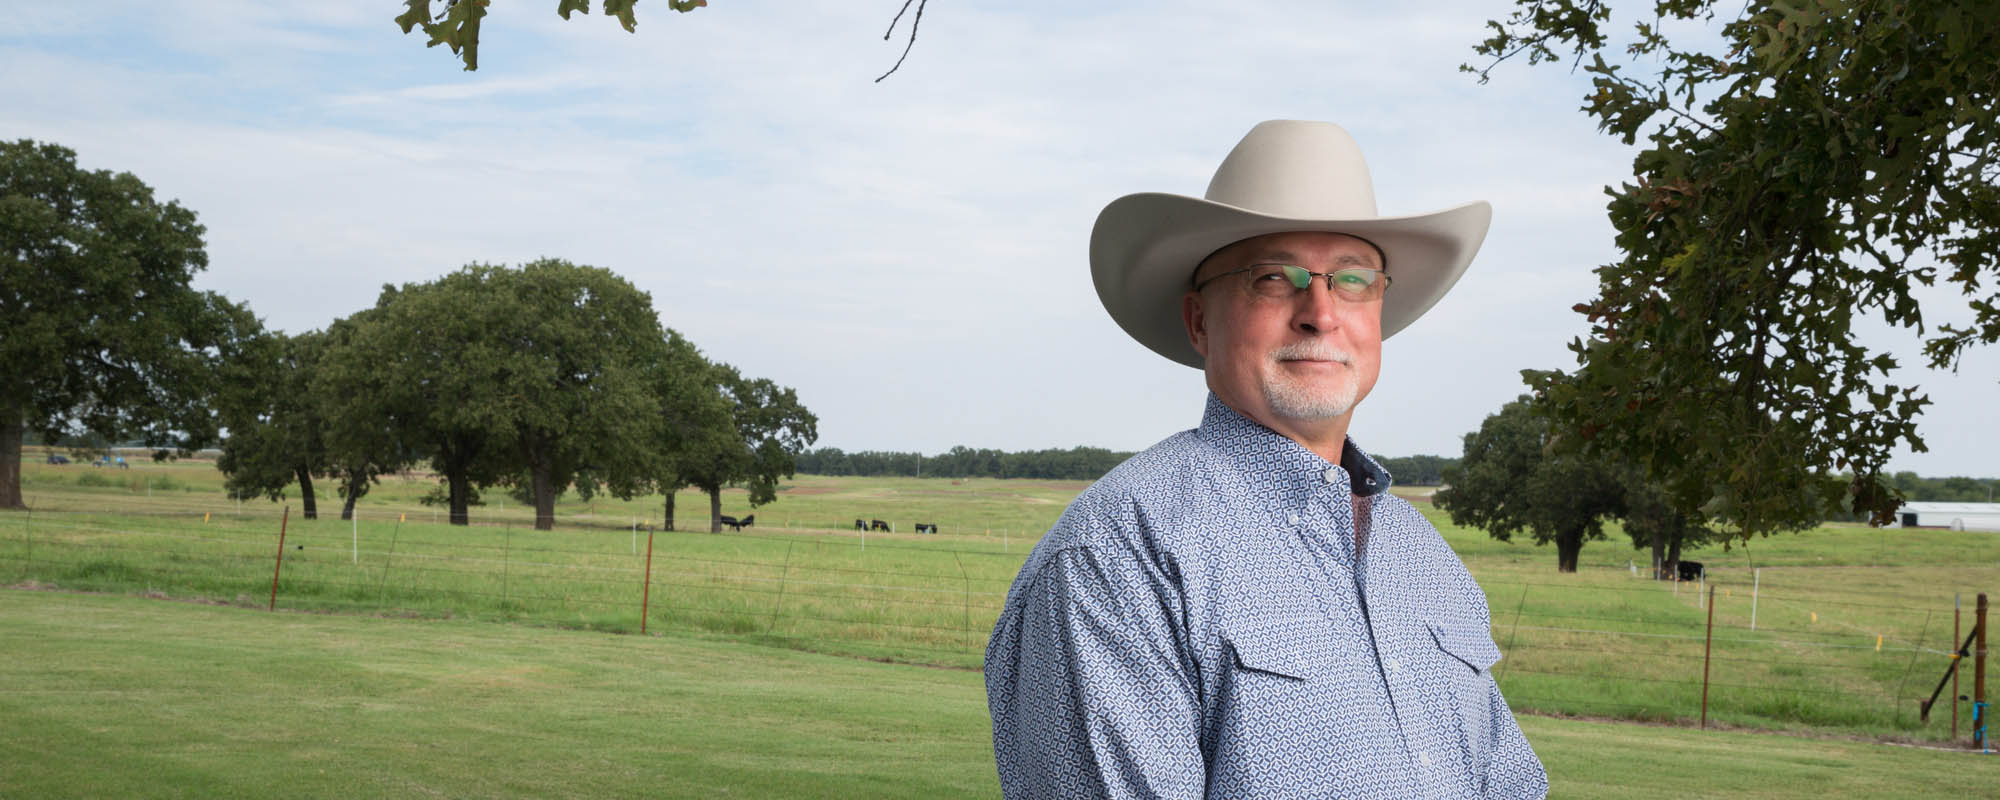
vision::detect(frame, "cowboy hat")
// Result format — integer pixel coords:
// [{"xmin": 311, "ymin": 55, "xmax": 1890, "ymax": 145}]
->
[{"xmin": 1089, "ymin": 120, "xmax": 1492, "ymax": 368}]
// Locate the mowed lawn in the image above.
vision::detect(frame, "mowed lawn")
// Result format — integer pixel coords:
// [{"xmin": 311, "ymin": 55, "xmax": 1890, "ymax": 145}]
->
[{"xmin": 4, "ymin": 590, "xmax": 1992, "ymax": 799}]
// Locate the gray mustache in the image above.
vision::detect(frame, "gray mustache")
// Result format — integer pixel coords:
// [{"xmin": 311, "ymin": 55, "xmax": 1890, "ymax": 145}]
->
[{"xmin": 1271, "ymin": 341, "xmax": 1354, "ymax": 364}]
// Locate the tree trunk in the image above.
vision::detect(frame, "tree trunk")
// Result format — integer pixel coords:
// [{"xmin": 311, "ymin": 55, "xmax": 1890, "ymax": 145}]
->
[
  {"xmin": 663, "ymin": 489, "xmax": 676, "ymax": 532},
  {"xmin": 1556, "ymin": 530, "xmax": 1583, "ymax": 573},
  {"xmin": 1666, "ymin": 537, "xmax": 1683, "ymax": 581},
  {"xmin": 0, "ymin": 416, "xmax": 25, "ymax": 510},
  {"xmin": 1650, "ymin": 529, "xmax": 1667, "ymax": 580},
  {"xmin": 708, "ymin": 486, "xmax": 722, "ymax": 533},
  {"xmin": 296, "ymin": 467, "xmax": 318, "ymax": 520},
  {"xmin": 531, "ymin": 461, "xmax": 555, "ymax": 532},
  {"xmin": 340, "ymin": 491, "xmax": 357, "ymax": 521},
  {"xmin": 448, "ymin": 471, "xmax": 471, "ymax": 526}
]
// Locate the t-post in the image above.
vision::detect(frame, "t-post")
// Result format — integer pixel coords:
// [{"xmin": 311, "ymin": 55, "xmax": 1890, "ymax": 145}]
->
[{"xmin": 1977, "ymin": 593, "xmax": 1989, "ymax": 750}]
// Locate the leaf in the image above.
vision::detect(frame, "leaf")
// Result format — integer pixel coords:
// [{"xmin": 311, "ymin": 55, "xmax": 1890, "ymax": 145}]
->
[
  {"xmin": 556, "ymin": 0, "xmax": 589, "ymax": 20},
  {"xmin": 394, "ymin": 0, "xmax": 431, "ymax": 34},
  {"xmin": 604, "ymin": 0, "xmax": 639, "ymax": 32}
]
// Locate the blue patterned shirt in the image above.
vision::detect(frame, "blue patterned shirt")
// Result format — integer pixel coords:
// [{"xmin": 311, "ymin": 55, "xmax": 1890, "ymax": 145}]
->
[{"xmin": 984, "ymin": 395, "xmax": 1547, "ymax": 799}]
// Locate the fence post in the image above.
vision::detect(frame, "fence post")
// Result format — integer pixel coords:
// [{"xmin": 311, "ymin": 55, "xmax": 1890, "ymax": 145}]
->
[
  {"xmin": 640, "ymin": 528, "xmax": 656, "ymax": 635},
  {"xmin": 377, "ymin": 516, "xmax": 403, "ymax": 609},
  {"xmin": 1954, "ymin": 594, "xmax": 1962, "ymax": 739},
  {"xmin": 268, "ymin": 506, "xmax": 290, "ymax": 612},
  {"xmin": 352, "ymin": 510, "xmax": 359, "ymax": 565},
  {"xmin": 1750, "ymin": 568, "xmax": 1760, "ymax": 631},
  {"xmin": 1701, "ymin": 583, "xmax": 1717, "ymax": 729},
  {"xmin": 501, "ymin": 527, "xmax": 512, "ymax": 608},
  {"xmin": 769, "ymin": 541, "xmax": 794, "ymax": 633},
  {"xmin": 1976, "ymin": 593, "xmax": 1989, "ymax": 750}
]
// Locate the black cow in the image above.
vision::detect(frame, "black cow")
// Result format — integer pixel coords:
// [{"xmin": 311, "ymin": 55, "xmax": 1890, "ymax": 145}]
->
[
  {"xmin": 718, "ymin": 514, "xmax": 739, "ymax": 531},
  {"xmin": 914, "ymin": 522, "xmax": 937, "ymax": 534},
  {"xmin": 854, "ymin": 519, "xmax": 867, "ymax": 531},
  {"xmin": 870, "ymin": 519, "xmax": 890, "ymax": 532},
  {"xmin": 722, "ymin": 514, "xmax": 755, "ymax": 531},
  {"xmin": 1677, "ymin": 560, "xmax": 1705, "ymax": 581}
]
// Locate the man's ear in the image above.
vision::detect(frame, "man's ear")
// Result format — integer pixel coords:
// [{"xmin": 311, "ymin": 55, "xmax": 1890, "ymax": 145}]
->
[{"xmin": 1182, "ymin": 291, "xmax": 1210, "ymax": 359}]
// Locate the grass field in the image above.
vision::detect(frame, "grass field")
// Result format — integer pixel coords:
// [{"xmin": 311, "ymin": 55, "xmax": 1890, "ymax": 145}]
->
[
  {"xmin": 6, "ymin": 451, "xmax": 1998, "ymax": 748},
  {"xmin": 3, "ymin": 590, "xmax": 1993, "ymax": 799}
]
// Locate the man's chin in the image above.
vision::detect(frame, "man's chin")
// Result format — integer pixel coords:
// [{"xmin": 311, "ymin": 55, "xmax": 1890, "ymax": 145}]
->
[{"xmin": 1262, "ymin": 384, "xmax": 1358, "ymax": 421}]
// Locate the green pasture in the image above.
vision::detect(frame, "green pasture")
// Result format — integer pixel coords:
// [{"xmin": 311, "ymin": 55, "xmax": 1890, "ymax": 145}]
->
[
  {"xmin": 13, "ymin": 449, "xmax": 1081, "ymax": 540},
  {"xmin": 3, "ymin": 591, "xmax": 1993, "ymax": 799},
  {"xmin": 7, "ymin": 451, "xmax": 1998, "ymax": 744}
]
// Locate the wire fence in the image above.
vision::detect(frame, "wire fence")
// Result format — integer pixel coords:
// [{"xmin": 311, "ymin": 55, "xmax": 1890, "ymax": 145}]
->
[{"xmin": 0, "ymin": 505, "xmax": 1989, "ymax": 744}]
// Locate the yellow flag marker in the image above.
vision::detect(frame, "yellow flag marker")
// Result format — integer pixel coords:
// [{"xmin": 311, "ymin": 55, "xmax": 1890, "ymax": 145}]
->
[
  {"xmin": 1875, "ymin": 635, "xmax": 1882, "ymax": 652},
  {"xmin": 1811, "ymin": 612, "xmax": 1818, "ymax": 623},
  {"xmin": 204, "ymin": 512, "xmax": 210, "ymax": 523},
  {"xmin": 400, "ymin": 513, "xmax": 407, "ymax": 523}
]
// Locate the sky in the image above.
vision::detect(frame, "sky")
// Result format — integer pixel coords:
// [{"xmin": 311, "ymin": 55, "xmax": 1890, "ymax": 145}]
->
[{"xmin": 5, "ymin": 1, "xmax": 1994, "ymax": 478}]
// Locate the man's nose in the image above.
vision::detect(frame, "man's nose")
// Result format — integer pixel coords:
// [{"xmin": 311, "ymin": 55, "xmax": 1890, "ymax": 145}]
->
[{"xmin": 1292, "ymin": 285, "xmax": 1343, "ymax": 335}]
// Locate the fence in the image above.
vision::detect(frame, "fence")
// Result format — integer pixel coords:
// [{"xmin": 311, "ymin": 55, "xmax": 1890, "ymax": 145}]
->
[
  {"xmin": 1484, "ymin": 573, "xmax": 1989, "ymax": 745},
  {"xmin": 0, "ymin": 504, "xmax": 1989, "ymax": 745}
]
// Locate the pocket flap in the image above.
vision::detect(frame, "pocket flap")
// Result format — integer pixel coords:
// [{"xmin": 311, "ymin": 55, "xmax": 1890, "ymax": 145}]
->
[
  {"xmin": 1428, "ymin": 621, "xmax": 1501, "ymax": 673},
  {"xmin": 1225, "ymin": 615, "xmax": 1332, "ymax": 680}
]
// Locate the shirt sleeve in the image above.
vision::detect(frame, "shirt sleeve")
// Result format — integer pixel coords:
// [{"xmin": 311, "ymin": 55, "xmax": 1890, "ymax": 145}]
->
[
  {"xmin": 984, "ymin": 542, "xmax": 1204, "ymax": 800},
  {"xmin": 1480, "ymin": 674, "xmax": 1549, "ymax": 798}
]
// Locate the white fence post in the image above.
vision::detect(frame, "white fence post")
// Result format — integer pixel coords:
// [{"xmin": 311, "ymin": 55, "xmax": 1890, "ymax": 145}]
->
[
  {"xmin": 352, "ymin": 510, "xmax": 359, "ymax": 564},
  {"xmin": 1751, "ymin": 568, "xmax": 1760, "ymax": 630}
]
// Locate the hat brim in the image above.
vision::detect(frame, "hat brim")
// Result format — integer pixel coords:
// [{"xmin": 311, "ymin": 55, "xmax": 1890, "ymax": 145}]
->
[{"xmin": 1090, "ymin": 193, "xmax": 1493, "ymax": 368}]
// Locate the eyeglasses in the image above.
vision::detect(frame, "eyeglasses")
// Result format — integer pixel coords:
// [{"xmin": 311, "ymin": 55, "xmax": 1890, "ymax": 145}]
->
[{"xmin": 1193, "ymin": 263, "xmax": 1391, "ymax": 302}]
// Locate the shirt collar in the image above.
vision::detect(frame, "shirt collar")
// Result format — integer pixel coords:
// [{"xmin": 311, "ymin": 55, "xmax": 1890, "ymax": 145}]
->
[{"xmin": 1194, "ymin": 393, "xmax": 1394, "ymax": 498}]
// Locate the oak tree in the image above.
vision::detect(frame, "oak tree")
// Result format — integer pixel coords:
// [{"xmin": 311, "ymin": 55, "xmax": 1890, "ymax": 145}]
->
[
  {"xmin": 1, "ymin": 140, "xmax": 259, "ymax": 509},
  {"xmin": 1471, "ymin": 0, "xmax": 1999, "ymax": 539},
  {"xmin": 1435, "ymin": 396, "xmax": 1630, "ymax": 572}
]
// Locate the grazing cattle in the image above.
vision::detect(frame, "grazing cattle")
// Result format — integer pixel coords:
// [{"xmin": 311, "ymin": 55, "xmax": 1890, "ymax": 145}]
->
[
  {"xmin": 914, "ymin": 523, "xmax": 937, "ymax": 534},
  {"xmin": 722, "ymin": 514, "xmax": 755, "ymax": 531},
  {"xmin": 1677, "ymin": 560, "xmax": 1704, "ymax": 581},
  {"xmin": 870, "ymin": 519, "xmax": 890, "ymax": 532},
  {"xmin": 718, "ymin": 514, "xmax": 738, "ymax": 531},
  {"xmin": 854, "ymin": 519, "xmax": 867, "ymax": 531}
]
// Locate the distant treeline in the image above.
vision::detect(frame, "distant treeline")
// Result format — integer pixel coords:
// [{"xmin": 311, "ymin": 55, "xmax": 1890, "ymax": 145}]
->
[
  {"xmin": 1887, "ymin": 472, "xmax": 2000, "ymax": 502},
  {"xmin": 796, "ymin": 446, "xmax": 1459, "ymax": 485}
]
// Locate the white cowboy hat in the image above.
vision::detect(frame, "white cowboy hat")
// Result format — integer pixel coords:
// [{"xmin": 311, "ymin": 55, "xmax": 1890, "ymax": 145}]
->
[{"xmin": 1089, "ymin": 120, "xmax": 1492, "ymax": 368}]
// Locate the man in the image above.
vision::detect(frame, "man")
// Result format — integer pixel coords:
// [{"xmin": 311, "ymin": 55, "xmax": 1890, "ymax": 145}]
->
[{"xmin": 984, "ymin": 121, "xmax": 1548, "ymax": 799}]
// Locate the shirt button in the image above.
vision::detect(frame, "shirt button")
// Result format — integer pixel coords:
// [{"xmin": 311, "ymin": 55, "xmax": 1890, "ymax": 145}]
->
[
  {"xmin": 1386, "ymin": 658, "xmax": 1401, "ymax": 673},
  {"xmin": 1321, "ymin": 468, "xmax": 1340, "ymax": 484},
  {"xmin": 1286, "ymin": 512, "xmax": 1300, "ymax": 525},
  {"xmin": 1418, "ymin": 751, "xmax": 1433, "ymax": 767}
]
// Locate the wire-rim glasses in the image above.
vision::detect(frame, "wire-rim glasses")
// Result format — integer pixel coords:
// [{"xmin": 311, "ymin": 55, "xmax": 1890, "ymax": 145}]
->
[{"xmin": 1193, "ymin": 263, "xmax": 1391, "ymax": 302}]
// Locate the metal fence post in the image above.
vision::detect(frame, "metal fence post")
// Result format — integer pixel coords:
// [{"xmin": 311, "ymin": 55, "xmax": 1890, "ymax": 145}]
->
[
  {"xmin": 268, "ymin": 506, "xmax": 290, "ymax": 611},
  {"xmin": 640, "ymin": 528, "xmax": 656, "ymax": 635},
  {"xmin": 1702, "ymin": 583, "xmax": 1717, "ymax": 729},
  {"xmin": 376, "ymin": 516, "xmax": 403, "ymax": 609},
  {"xmin": 1976, "ymin": 593, "xmax": 1989, "ymax": 750},
  {"xmin": 1954, "ymin": 594, "xmax": 1962, "ymax": 739}
]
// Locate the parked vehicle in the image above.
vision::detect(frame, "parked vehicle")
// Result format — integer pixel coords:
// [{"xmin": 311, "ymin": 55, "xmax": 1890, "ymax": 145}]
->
[{"xmin": 45, "ymin": 454, "xmax": 69, "ymax": 465}]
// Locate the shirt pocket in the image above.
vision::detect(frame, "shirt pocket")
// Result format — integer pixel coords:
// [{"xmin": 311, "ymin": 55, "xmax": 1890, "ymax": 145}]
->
[
  {"xmin": 1224, "ymin": 615, "xmax": 1335, "ymax": 681},
  {"xmin": 1426, "ymin": 619, "xmax": 1501, "ymax": 769}
]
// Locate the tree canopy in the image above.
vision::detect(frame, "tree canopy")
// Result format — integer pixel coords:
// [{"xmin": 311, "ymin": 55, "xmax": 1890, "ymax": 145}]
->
[
  {"xmin": 672, "ymin": 361, "xmax": 818, "ymax": 532},
  {"xmin": 1435, "ymin": 397, "xmax": 1631, "ymax": 572},
  {"xmin": 1470, "ymin": 0, "xmax": 1999, "ymax": 539},
  {"xmin": 323, "ymin": 259, "xmax": 671, "ymax": 530},
  {"xmin": 1, "ymin": 139, "xmax": 260, "ymax": 509},
  {"xmin": 392, "ymin": 0, "xmax": 929, "ymax": 80},
  {"xmin": 394, "ymin": 0, "xmax": 710, "ymax": 72},
  {"xmin": 216, "ymin": 330, "xmax": 333, "ymax": 519}
]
